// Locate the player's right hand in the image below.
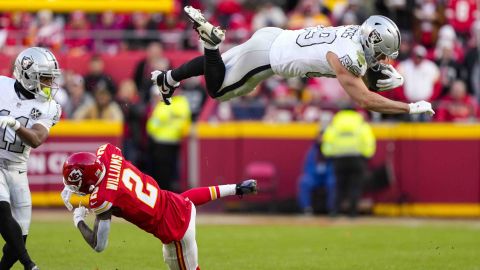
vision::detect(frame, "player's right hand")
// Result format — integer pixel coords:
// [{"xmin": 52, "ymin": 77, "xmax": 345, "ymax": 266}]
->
[
  {"xmin": 408, "ymin": 101, "xmax": 435, "ymax": 115},
  {"xmin": 61, "ymin": 186, "xmax": 73, "ymax": 211},
  {"xmin": 73, "ymin": 206, "xmax": 89, "ymax": 228},
  {"xmin": 0, "ymin": 116, "xmax": 20, "ymax": 130}
]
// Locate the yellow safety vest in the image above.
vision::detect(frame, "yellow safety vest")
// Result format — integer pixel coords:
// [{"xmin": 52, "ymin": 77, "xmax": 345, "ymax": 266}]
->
[
  {"xmin": 146, "ymin": 95, "xmax": 191, "ymax": 143},
  {"xmin": 321, "ymin": 110, "xmax": 376, "ymax": 158}
]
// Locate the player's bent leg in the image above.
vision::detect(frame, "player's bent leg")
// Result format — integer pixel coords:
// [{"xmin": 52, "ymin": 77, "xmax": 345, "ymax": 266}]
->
[
  {"xmin": 163, "ymin": 203, "xmax": 198, "ymax": 270},
  {"xmin": 181, "ymin": 180, "xmax": 257, "ymax": 206},
  {"xmin": 214, "ymin": 27, "xmax": 283, "ymax": 101}
]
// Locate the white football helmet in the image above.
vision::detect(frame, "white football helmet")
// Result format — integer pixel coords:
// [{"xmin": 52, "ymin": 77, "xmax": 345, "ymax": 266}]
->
[
  {"xmin": 13, "ymin": 47, "xmax": 61, "ymax": 101},
  {"xmin": 359, "ymin": 15, "xmax": 401, "ymax": 70}
]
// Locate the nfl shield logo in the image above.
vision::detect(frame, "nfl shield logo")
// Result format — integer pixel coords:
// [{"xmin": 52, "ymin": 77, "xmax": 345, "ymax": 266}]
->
[{"xmin": 30, "ymin": 108, "xmax": 42, "ymax": 120}]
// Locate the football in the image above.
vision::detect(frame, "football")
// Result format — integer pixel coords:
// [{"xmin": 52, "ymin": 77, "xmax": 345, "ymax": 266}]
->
[{"xmin": 363, "ymin": 67, "xmax": 390, "ymax": 92}]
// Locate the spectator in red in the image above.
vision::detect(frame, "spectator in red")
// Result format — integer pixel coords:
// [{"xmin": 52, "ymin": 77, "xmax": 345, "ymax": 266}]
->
[
  {"xmin": 2, "ymin": 12, "xmax": 33, "ymax": 48},
  {"xmin": 413, "ymin": 0, "xmax": 445, "ymax": 48},
  {"xmin": 64, "ymin": 10, "xmax": 92, "ymax": 54},
  {"xmin": 31, "ymin": 9, "xmax": 63, "ymax": 50},
  {"xmin": 397, "ymin": 45, "xmax": 440, "ymax": 120},
  {"xmin": 446, "ymin": 0, "xmax": 478, "ymax": 42},
  {"xmin": 435, "ymin": 80, "xmax": 478, "ymax": 121},
  {"xmin": 215, "ymin": 0, "xmax": 243, "ymax": 29},
  {"xmin": 93, "ymin": 11, "xmax": 126, "ymax": 54}
]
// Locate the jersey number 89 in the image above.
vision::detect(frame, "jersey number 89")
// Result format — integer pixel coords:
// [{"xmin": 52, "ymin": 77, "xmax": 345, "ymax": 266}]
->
[{"xmin": 296, "ymin": 27, "xmax": 337, "ymax": 47}]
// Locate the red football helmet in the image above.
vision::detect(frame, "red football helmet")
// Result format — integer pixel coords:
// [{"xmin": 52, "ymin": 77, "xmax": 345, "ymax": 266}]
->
[{"xmin": 62, "ymin": 152, "xmax": 106, "ymax": 195}]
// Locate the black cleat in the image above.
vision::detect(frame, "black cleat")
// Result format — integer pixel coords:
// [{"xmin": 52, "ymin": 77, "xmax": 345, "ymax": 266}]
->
[{"xmin": 236, "ymin": 179, "xmax": 258, "ymax": 197}]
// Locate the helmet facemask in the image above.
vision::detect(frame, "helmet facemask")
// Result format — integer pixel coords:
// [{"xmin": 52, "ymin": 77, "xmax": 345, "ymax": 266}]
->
[{"xmin": 360, "ymin": 16, "xmax": 401, "ymax": 71}]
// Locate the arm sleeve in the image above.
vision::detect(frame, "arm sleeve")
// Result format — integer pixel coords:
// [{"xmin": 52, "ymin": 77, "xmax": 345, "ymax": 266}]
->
[{"xmin": 94, "ymin": 219, "xmax": 111, "ymax": 252}]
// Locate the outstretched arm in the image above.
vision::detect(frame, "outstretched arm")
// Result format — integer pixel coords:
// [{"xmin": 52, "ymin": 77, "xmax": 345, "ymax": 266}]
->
[
  {"xmin": 327, "ymin": 52, "xmax": 411, "ymax": 114},
  {"xmin": 73, "ymin": 207, "xmax": 112, "ymax": 252}
]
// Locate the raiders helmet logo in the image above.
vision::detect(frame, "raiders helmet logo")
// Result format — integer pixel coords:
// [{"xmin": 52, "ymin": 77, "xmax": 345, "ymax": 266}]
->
[
  {"xmin": 368, "ymin": 30, "xmax": 382, "ymax": 44},
  {"xmin": 21, "ymin": 56, "xmax": 34, "ymax": 70},
  {"xmin": 68, "ymin": 169, "xmax": 83, "ymax": 183}
]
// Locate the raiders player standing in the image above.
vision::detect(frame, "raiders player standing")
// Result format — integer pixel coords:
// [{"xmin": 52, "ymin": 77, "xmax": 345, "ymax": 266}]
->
[
  {"xmin": 0, "ymin": 47, "xmax": 61, "ymax": 270},
  {"xmin": 152, "ymin": 7, "xmax": 434, "ymax": 116}
]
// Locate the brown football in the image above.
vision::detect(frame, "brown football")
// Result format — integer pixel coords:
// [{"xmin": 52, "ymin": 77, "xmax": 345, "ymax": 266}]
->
[{"xmin": 363, "ymin": 68, "xmax": 390, "ymax": 92}]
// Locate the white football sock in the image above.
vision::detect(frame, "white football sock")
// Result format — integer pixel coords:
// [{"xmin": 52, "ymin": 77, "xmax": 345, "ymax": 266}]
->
[
  {"xmin": 166, "ymin": 70, "xmax": 179, "ymax": 87},
  {"xmin": 218, "ymin": 184, "xmax": 236, "ymax": 197},
  {"xmin": 202, "ymin": 41, "xmax": 220, "ymax": 50}
]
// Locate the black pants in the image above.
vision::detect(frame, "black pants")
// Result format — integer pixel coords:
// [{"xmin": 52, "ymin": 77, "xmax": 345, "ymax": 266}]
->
[
  {"xmin": 332, "ymin": 156, "xmax": 367, "ymax": 217},
  {"xmin": 148, "ymin": 142, "xmax": 180, "ymax": 192}
]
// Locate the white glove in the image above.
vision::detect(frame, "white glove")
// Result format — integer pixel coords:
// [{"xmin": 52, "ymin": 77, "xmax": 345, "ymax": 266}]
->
[
  {"xmin": 61, "ymin": 187, "xmax": 73, "ymax": 211},
  {"xmin": 0, "ymin": 116, "xmax": 20, "ymax": 131},
  {"xmin": 151, "ymin": 70, "xmax": 172, "ymax": 105},
  {"xmin": 73, "ymin": 206, "xmax": 89, "ymax": 228},
  {"xmin": 376, "ymin": 65, "xmax": 404, "ymax": 91},
  {"xmin": 409, "ymin": 101, "xmax": 435, "ymax": 115}
]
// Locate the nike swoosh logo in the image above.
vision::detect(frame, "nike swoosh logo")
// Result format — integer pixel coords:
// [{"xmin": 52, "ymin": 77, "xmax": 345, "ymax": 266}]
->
[{"xmin": 19, "ymin": 171, "xmax": 26, "ymax": 174}]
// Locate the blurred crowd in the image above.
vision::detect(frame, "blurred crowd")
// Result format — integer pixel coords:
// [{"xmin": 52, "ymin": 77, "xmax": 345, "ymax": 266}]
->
[{"xmin": 1, "ymin": 0, "xmax": 480, "ymax": 124}]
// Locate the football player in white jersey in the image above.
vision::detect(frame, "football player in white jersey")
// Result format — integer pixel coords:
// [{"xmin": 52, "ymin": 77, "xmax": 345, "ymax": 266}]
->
[
  {"xmin": 0, "ymin": 47, "xmax": 61, "ymax": 270},
  {"xmin": 151, "ymin": 6, "xmax": 434, "ymax": 115}
]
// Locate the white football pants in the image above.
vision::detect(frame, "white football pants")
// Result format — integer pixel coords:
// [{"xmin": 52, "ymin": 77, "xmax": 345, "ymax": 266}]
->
[
  {"xmin": 163, "ymin": 202, "xmax": 198, "ymax": 270},
  {"xmin": 216, "ymin": 27, "xmax": 283, "ymax": 101},
  {"xmin": 0, "ymin": 162, "xmax": 32, "ymax": 235}
]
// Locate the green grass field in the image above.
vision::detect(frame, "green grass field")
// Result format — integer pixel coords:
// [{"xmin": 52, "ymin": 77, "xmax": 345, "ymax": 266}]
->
[{"xmin": 3, "ymin": 211, "xmax": 480, "ymax": 270}]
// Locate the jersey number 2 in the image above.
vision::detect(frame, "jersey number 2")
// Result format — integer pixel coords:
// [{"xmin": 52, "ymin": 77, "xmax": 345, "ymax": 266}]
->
[{"xmin": 122, "ymin": 168, "xmax": 158, "ymax": 208}]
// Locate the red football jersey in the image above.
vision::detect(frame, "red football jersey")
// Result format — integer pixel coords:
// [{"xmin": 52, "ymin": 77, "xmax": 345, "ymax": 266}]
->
[{"xmin": 89, "ymin": 143, "xmax": 192, "ymax": 244}]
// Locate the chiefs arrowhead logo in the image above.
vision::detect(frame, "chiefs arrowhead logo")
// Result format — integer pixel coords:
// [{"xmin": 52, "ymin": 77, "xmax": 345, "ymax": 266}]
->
[
  {"xmin": 68, "ymin": 169, "xmax": 83, "ymax": 183},
  {"xmin": 21, "ymin": 56, "xmax": 34, "ymax": 70}
]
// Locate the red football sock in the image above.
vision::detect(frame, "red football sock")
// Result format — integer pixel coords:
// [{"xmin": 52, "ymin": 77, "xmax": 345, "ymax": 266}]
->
[{"xmin": 181, "ymin": 185, "xmax": 236, "ymax": 206}]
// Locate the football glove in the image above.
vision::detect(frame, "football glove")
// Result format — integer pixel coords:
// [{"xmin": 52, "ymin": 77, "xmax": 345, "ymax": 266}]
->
[
  {"xmin": 73, "ymin": 206, "xmax": 89, "ymax": 228},
  {"xmin": 0, "ymin": 116, "xmax": 20, "ymax": 130},
  {"xmin": 376, "ymin": 65, "xmax": 404, "ymax": 91},
  {"xmin": 61, "ymin": 186, "xmax": 73, "ymax": 211},
  {"xmin": 408, "ymin": 101, "xmax": 435, "ymax": 115}
]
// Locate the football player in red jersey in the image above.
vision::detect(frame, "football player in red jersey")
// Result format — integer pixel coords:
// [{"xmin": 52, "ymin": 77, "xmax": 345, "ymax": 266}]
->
[{"xmin": 61, "ymin": 143, "xmax": 257, "ymax": 270}]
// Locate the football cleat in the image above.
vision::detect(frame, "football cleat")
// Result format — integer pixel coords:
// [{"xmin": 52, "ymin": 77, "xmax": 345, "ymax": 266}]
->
[
  {"xmin": 236, "ymin": 179, "xmax": 258, "ymax": 197},
  {"xmin": 184, "ymin": 6, "xmax": 226, "ymax": 47},
  {"xmin": 151, "ymin": 70, "xmax": 179, "ymax": 105}
]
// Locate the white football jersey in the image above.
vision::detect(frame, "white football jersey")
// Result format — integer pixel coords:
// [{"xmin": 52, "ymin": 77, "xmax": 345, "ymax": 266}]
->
[
  {"xmin": 269, "ymin": 25, "xmax": 367, "ymax": 78},
  {"xmin": 0, "ymin": 76, "xmax": 61, "ymax": 164}
]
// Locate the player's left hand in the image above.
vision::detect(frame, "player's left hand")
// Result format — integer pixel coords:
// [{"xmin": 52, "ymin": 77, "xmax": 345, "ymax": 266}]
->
[
  {"xmin": 61, "ymin": 187, "xmax": 73, "ymax": 211},
  {"xmin": 73, "ymin": 206, "xmax": 89, "ymax": 227},
  {"xmin": 376, "ymin": 65, "xmax": 404, "ymax": 91},
  {"xmin": 0, "ymin": 116, "xmax": 20, "ymax": 130}
]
